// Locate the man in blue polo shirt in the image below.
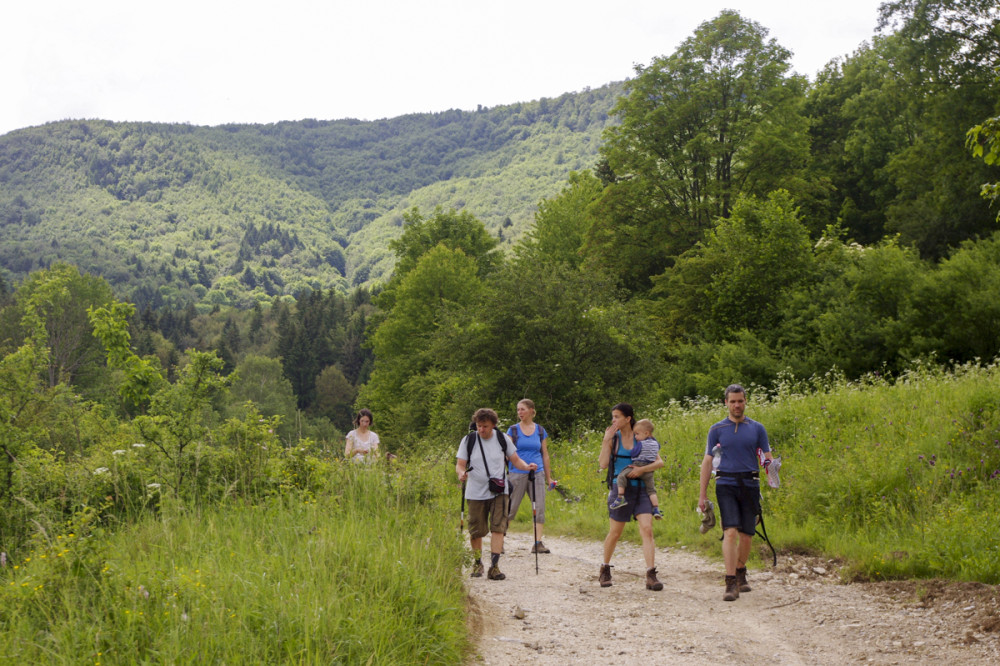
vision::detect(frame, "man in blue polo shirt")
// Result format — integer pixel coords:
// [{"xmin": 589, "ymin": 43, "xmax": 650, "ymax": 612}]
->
[{"xmin": 698, "ymin": 384, "xmax": 773, "ymax": 601}]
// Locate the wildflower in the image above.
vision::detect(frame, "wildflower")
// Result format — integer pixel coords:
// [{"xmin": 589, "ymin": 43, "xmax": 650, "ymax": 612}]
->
[
  {"xmin": 94, "ymin": 467, "xmax": 109, "ymax": 475},
  {"xmin": 112, "ymin": 450, "xmax": 127, "ymax": 456},
  {"xmin": 132, "ymin": 443, "xmax": 145, "ymax": 448},
  {"xmin": 147, "ymin": 483, "xmax": 161, "ymax": 490},
  {"xmin": 0, "ymin": 552, "xmax": 5, "ymax": 567}
]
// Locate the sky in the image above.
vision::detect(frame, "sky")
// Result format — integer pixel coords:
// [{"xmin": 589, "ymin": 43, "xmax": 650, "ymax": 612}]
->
[{"xmin": 1, "ymin": 0, "xmax": 887, "ymax": 137}]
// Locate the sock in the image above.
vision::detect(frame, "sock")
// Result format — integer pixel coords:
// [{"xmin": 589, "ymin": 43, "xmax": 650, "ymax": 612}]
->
[{"xmin": 491, "ymin": 552, "xmax": 500, "ymax": 567}]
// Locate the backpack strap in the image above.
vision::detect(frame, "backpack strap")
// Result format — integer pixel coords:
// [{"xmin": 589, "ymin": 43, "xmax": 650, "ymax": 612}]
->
[{"xmin": 605, "ymin": 431, "xmax": 621, "ymax": 489}]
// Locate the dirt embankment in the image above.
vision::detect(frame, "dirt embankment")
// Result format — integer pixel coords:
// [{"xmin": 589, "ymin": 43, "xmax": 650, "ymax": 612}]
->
[{"xmin": 465, "ymin": 533, "xmax": 1000, "ymax": 665}]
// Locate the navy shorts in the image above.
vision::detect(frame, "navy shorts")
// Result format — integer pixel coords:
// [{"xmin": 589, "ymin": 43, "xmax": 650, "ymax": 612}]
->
[
  {"xmin": 715, "ymin": 483, "xmax": 761, "ymax": 536},
  {"xmin": 607, "ymin": 482, "xmax": 652, "ymax": 522}
]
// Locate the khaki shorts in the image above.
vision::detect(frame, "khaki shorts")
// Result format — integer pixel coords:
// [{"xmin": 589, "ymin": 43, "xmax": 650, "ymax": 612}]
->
[{"xmin": 467, "ymin": 495, "xmax": 509, "ymax": 539}]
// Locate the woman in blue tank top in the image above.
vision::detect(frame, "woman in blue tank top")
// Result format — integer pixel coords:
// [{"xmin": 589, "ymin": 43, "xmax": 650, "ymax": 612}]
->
[{"xmin": 597, "ymin": 402, "xmax": 664, "ymax": 591}]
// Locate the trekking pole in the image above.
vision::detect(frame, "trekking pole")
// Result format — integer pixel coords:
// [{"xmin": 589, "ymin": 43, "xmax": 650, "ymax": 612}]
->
[
  {"xmin": 528, "ymin": 470, "xmax": 538, "ymax": 575},
  {"xmin": 459, "ymin": 480, "xmax": 466, "ymax": 535}
]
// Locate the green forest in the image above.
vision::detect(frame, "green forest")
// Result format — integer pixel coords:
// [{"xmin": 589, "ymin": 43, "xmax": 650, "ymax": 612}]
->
[
  {"xmin": 0, "ymin": 2, "xmax": 999, "ymax": 660},
  {"xmin": 0, "ymin": 2, "xmax": 997, "ymax": 443},
  {"xmin": 0, "ymin": 84, "xmax": 621, "ymax": 307}
]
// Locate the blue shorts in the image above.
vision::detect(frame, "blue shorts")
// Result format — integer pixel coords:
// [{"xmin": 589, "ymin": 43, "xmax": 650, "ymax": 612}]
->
[
  {"xmin": 607, "ymin": 482, "xmax": 652, "ymax": 522},
  {"xmin": 716, "ymin": 483, "xmax": 761, "ymax": 536}
]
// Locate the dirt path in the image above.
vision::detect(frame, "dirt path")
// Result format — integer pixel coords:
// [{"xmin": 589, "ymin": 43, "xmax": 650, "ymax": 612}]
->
[{"xmin": 465, "ymin": 532, "xmax": 1000, "ymax": 665}]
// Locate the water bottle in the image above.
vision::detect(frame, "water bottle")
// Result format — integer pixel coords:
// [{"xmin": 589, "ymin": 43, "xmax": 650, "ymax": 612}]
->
[
  {"xmin": 711, "ymin": 444, "xmax": 722, "ymax": 474},
  {"xmin": 765, "ymin": 456, "xmax": 782, "ymax": 488}
]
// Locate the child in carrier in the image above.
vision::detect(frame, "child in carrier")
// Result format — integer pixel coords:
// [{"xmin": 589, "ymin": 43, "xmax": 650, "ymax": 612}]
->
[{"xmin": 608, "ymin": 419, "xmax": 663, "ymax": 519}]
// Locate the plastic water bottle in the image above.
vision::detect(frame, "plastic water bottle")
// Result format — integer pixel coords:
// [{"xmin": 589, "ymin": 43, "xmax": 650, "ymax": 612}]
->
[
  {"xmin": 765, "ymin": 456, "xmax": 782, "ymax": 488},
  {"xmin": 711, "ymin": 444, "xmax": 722, "ymax": 474}
]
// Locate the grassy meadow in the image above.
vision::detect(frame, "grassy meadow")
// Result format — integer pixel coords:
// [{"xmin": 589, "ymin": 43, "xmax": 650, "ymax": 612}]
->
[{"xmin": 3, "ymin": 362, "xmax": 999, "ymax": 663}]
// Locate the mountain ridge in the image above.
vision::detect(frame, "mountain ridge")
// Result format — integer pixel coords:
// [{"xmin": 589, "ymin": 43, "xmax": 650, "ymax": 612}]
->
[{"xmin": 0, "ymin": 82, "xmax": 624, "ymax": 309}]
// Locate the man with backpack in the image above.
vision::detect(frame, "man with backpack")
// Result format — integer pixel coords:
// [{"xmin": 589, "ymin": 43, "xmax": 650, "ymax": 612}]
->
[
  {"xmin": 456, "ymin": 408, "xmax": 538, "ymax": 581},
  {"xmin": 698, "ymin": 384, "xmax": 773, "ymax": 601}
]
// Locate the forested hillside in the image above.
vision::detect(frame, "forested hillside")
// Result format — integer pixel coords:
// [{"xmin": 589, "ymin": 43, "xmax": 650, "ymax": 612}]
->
[
  {"xmin": 0, "ymin": 84, "xmax": 621, "ymax": 308},
  {"xmin": 0, "ymin": 2, "xmax": 998, "ymax": 446}
]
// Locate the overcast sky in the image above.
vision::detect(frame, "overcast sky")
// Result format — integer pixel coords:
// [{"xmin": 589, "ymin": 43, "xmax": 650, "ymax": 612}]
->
[{"xmin": 1, "ymin": 0, "xmax": 886, "ymax": 137}]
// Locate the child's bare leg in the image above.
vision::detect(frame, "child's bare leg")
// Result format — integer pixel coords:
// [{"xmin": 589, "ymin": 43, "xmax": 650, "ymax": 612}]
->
[{"xmin": 649, "ymin": 493, "xmax": 659, "ymax": 507}]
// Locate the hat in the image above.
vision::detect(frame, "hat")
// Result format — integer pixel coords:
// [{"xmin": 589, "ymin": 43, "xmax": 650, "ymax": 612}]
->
[{"xmin": 700, "ymin": 500, "xmax": 716, "ymax": 533}]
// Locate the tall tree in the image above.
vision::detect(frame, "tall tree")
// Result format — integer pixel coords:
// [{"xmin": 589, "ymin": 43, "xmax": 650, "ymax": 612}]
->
[
  {"xmin": 358, "ymin": 244, "xmax": 484, "ymax": 444},
  {"xmin": 589, "ymin": 10, "xmax": 810, "ymax": 290}
]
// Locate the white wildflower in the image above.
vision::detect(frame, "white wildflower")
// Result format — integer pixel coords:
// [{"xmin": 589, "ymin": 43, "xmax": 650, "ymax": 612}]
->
[
  {"xmin": 94, "ymin": 467, "xmax": 109, "ymax": 475},
  {"xmin": 146, "ymin": 483, "xmax": 161, "ymax": 490},
  {"xmin": 132, "ymin": 443, "xmax": 145, "ymax": 448},
  {"xmin": 112, "ymin": 449, "xmax": 127, "ymax": 456}
]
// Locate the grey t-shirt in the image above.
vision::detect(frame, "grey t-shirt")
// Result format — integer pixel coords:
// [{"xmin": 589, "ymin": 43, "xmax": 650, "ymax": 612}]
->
[{"xmin": 457, "ymin": 430, "xmax": 516, "ymax": 501}]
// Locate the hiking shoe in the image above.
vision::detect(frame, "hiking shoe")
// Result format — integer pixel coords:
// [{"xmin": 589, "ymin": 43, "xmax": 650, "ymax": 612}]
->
[
  {"xmin": 699, "ymin": 500, "xmax": 716, "ymax": 533},
  {"xmin": 652, "ymin": 507, "xmax": 663, "ymax": 520},
  {"xmin": 598, "ymin": 564, "xmax": 613, "ymax": 587},
  {"xmin": 645, "ymin": 567, "xmax": 663, "ymax": 591},
  {"xmin": 531, "ymin": 541, "xmax": 550, "ymax": 554},
  {"xmin": 487, "ymin": 565, "xmax": 506, "ymax": 581},
  {"xmin": 736, "ymin": 567, "xmax": 752, "ymax": 593},
  {"xmin": 723, "ymin": 574, "xmax": 739, "ymax": 601},
  {"xmin": 608, "ymin": 496, "xmax": 628, "ymax": 510},
  {"xmin": 470, "ymin": 560, "xmax": 484, "ymax": 578}
]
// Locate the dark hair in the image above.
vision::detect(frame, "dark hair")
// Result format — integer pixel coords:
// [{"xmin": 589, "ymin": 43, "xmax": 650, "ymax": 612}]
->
[
  {"xmin": 612, "ymin": 402, "xmax": 635, "ymax": 428},
  {"xmin": 354, "ymin": 408, "xmax": 374, "ymax": 428},
  {"xmin": 472, "ymin": 408, "xmax": 499, "ymax": 426},
  {"xmin": 723, "ymin": 384, "xmax": 746, "ymax": 403}
]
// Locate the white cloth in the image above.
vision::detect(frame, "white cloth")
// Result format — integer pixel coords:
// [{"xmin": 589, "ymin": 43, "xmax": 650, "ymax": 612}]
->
[{"xmin": 347, "ymin": 429, "xmax": 379, "ymax": 463}]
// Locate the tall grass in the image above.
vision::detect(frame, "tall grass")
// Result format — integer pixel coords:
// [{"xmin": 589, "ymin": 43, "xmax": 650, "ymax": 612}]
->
[
  {"xmin": 0, "ymin": 461, "xmax": 468, "ymax": 664},
  {"xmin": 537, "ymin": 361, "xmax": 1000, "ymax": 582}
]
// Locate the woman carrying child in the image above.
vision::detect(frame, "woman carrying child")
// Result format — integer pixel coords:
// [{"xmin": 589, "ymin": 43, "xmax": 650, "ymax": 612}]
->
[
  {"xmin": 505, "ymin": 399, "xmax": 557, "ymax": 554},
  {"xmin": 608, "ymin": 418, "xmax": 663, "ymax": 520},
  {"xmin": 598, "ymin": 403, "xmax": 664, "ymax": 591}
]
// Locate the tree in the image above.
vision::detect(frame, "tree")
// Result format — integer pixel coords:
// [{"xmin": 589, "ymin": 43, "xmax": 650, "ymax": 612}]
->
[
  {"xmin": 312, "ymin": 365, "xmax": 356, "ymax": 431},
  {"xmin": 6, "ymin": 263, "xmax": 116, "ymax": 393},
  {"xmin": 651, "ymin": 190, "xmax": 815, "ymax": 342},
  {"xmin": 439, "ymin": 258, "xmax": 653, "ymax": 437},
  {"xmin": 967, "ymin": 111, "xmax": 1000, "ymax": 221},
  {"xmin": 359, "ymin": 244, "xmax": 484, "ymax": 444},
  {"xmin": 808, "ymin": 1, "xmax": 1000, "ymax": 257},
  {"xmin": 225, "ymin": 354, "xmax": 298, "ymax": 440},
  {"xmin": 378, "ymin": 207, "xmax": 501, "ymax": 310},
  {"xmin": 589, "ymin": 10, "xmax": 810, "ymax": 289},
  {"xmin": 517, "ymin": 171, "xmax": 602, "ymax": 269}
]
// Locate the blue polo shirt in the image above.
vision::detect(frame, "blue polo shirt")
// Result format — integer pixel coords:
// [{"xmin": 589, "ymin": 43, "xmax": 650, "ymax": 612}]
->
[{"xmin": 706, "ymin": 417, "xmax": 770, "ymax": 487}]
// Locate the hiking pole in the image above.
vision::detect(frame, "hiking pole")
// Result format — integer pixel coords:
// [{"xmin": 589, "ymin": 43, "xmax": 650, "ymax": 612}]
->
[
  {"xmin": 528, "ymin": 470, "xmax": 538, "ymax": 575},
  {"xmin": 459, "ymin": 480, "xmax": 466, "ymax": 535}
]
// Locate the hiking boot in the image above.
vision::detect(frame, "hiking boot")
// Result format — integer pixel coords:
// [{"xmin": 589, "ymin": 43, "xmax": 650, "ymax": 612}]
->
[
  {"xmin": 651, "ymin": 507, "xmax": 663, "ymax": 520},
  {"xmin": 645, "ymin": 567, "xmax": 663, "ymax": 591},
  {"xmin": 531, "ymin": 540, "xmax": 550, "ymax": 554},
  {"xmin": 699, "ymin": 500, "xmax": 716, "ymax": 533},
  {"xmin": 470, "ymin": 560, "xmax": 484, "ymax": 578},
  {"xmin": 487, "ymin": 565, "xmax": 506, "ymax": 581},
  {"xmin": 608, "ymin": 496, "xmax": 628, "ymax": 510},
  {"xmin": 598, "ymin": 564, "xmax": 613, "ymax": 587},
  {"xmin": 736, "ymin": 567, "xmax": 752, "ymax": 593},
  {"xmin": 723, "ymin": 574, "xmax": 739, "ymax": 601}
]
